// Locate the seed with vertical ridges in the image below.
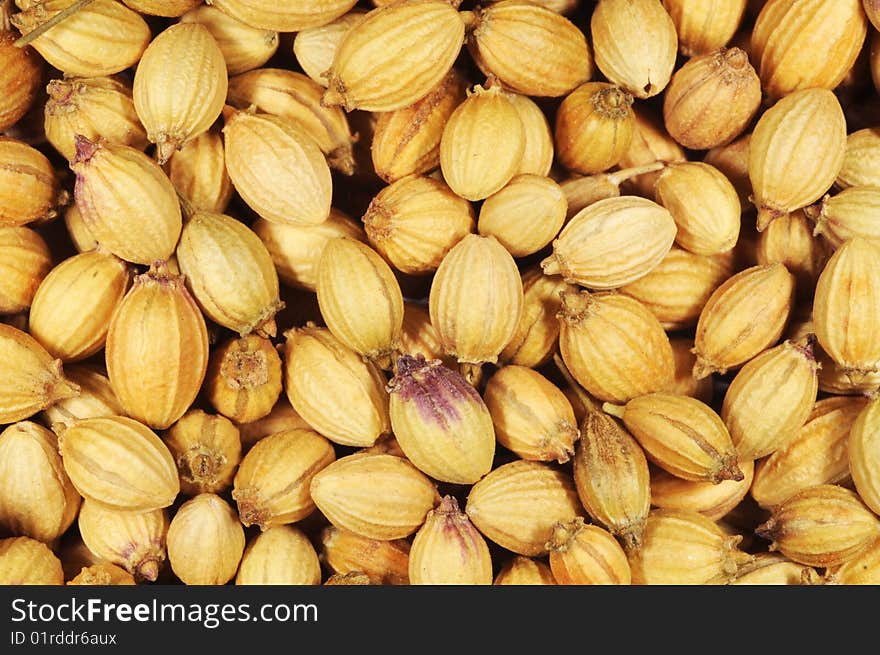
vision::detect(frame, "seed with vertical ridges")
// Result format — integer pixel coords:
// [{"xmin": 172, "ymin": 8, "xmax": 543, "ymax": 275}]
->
[
  {"xmin": 0, "ymin": 226, "xmax": 52, "ymax": 315},
  {"xmin": 650, "ymin": 458, "xmax": 754, "ymax": 521},
  {"xmin": 493, "ymin": 556, "xmax": 556, "ymax": 585},
  {"xmin": 236, "ymin": 525, "xmax": 321, "ymax": 586},
  {"xmin": 662, "ymin": 0, "xmax": 747, "ymax": 56},
  {"xmin": 847, "ymin": 397, "xmax": 880, "ymax": 516},
  {"xmin": 320, "ymin": 525, "xmax": 410, "ymax": 585},
  {"xmin": 163, "ymin": 409, "xmax": 242, "ymax": 497},
  {"xmin": 547, "ymin": 517, "xmax": 631, "ymax": 585},
  {"xmin": 204, "ymin": 334, "xmax": 282, "ymax": 425},
  {"xmin": 0, "ymin": 536, "xmax": 64, "ymax": 585}
]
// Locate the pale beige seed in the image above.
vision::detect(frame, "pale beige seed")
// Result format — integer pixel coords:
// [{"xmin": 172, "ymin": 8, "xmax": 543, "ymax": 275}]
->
[
  {"xmin": 236, "ymin": 525, "xmax": 321, "ymax": 586},
  {"xmin": 729, "ymin": 553, "xmax": 820, "ymax": 585},
  {"xmin": 68, "ymin": 562, "xmax": 136, "ymax": 586},
  {"xmin": 362, "ymin": 174, "xmax": 474, "ymax": 276},
  {"xmin": 0, "ymin": 226, "xmax": 51, "ymax": 315},
  {"xmin": 847, "ymin": 397, "xmax": 880, "ymax": 516},
  {"xmin": 439, "ymin": 82, "xmax": 525, "ymax": 202},
  {"xmin": 751, "ymin": 0, "xmax": 867, "ymax": 101},
  {"xmin": 547, "ymin": 517, "xmax": 631, "ymax": 585},
  {"xmin": 813, "ymin": 238, "xmax": 880, "ymax": 381},
  {"xmin": 43, "ymin": 75, "xmax": 149, "ymax": 162},
  {"xmin": 322, "ymin": 0, "xmax": 466, "ymax": 112},
  {"xmin": 590, "ymin": 0, "xmax": 678, "ymax": 99},
  {"xmin": 493, "ymin": 556, "xmax": 556, "ymax": 585},
  {"xmin": 292, "ymin": 9, "xmax": 368, "ymax": 88},
  {"xmin": 748, "ymin": 87, "xmax": 847, "ymax": 232},
  {"xmin": 662, "ymin": 0, "xmax": 747, "ymax": 56},
  {"xmin": 755, "ymin": 484, "xmax": 880, "ymax": 569},
  {"xmin": 627, "ymin": 508, "xmax": 754, "ymax": 585},
  {"xmin": 650, "ymin": 458, "xmax": 754, "ymax": 522},
  {"xmin": 0, "ymin": 536, "xmax": 64, "ymax": 585},
  {"xmin": 477, "ymin": 174, "xmax": 566, "ymax": 257},
  {"xmin": 237, "ymin": 399, "xmax": 312, "ymax": 453},
  {"xmin": 0, "ymin": 32, "xmax": 43, "ymax": 132},
  {"xmin": 167, "ymin": 493, "xmax": 245, "ymax": 585},
  {"xmin": 59, "ymin": 415, "xmax": 180, "ymax": 512},
  {"xmin": 121, "ymin": 0, "xmax": 200, "ymax": 17},
  {"xmin": 310, "ymin": 453, "xmax": 440, "ymax": 541},
  {"xmin": 813, "ymin": 186, "xmax": 880, "ymax": 249},
  {"xmin": 692, "ymin": 263, "xmax": 796, "ymax": 379},
  {"xmin": 208, "ymin": 0, "xmax": 359, "ymax": 32},
  {"xmin": 320, "ymin": 525, "xmax": 410, "ymax": 585},
  {"xmin": 133, "ymin": 22, "xmax": 228, "ymax": 164},
  {"xmin": 824, "ymin": 536, "xmax": 880, "ymax": 584},
  {"xmin": 617, "ymin": 105, "xmax": 687, "ymax": 197},
  {"xmin": 0, "ymin": 137, "xmax": 60, "ymax": 228},
  {"xmin": 164, "ymin": 129, "xmax": 234, "ymax": 214},
  {"xmin": 751, "ymin": 396, "xmax": 868, "ymax": 509},
  {"xmin": 508, "ymin": 93, "xmax": 555, "ymax": 177},
  {"xmin": 41, "ymin": 364, "xmax": 123, "ymax": 432},
  {"xmin": 573, "ymin": 409, "xmax": 651, "ymax": 549},
  {"xmin": 77, "ymin": 498, "xmax": 168, "ymax": 582},
  {"xmin": 180, "ymin": 4, "xmax": 278, "ymax": 75},
  {"xmin": 163, "ymin": 409, "xmax": 242, "ymax": 497},
  {"xmin": 558, "ymin": 290, "xmax": 675, "ymax": 404},
  {"xmin": 836, "ymin": 127, "xmax": 880, "ymax": 189},
  {"xmin": 63, "ymin": 203, "xmax": 97, "ymax": 253},
  {"xmin": 0, "ymin": 421, "xmax": 80, "ymax": 543},
  {"xmin": 755, "ymin": 208, "xmax": 830, "ymax": 297},
  {"xmin": 253, "ymin": 208, "xmax": 365, "ymax": 292},
  {"xmin": 721, "ymin": 337, "xmax": 819, "ymax": 462},
  {"xmin": 105, "ymin": 265, "xmax": 209, "ymax": 431},
  {"xmin": 28, "ymin": 250, "xmax": 131, "ymax": 363},
  {"xmin": 409, "ymin": 496, "xmax": 493, "ymax": 585},
  {"xmin": 465, "ymin": 459, "xmax": 581, "ymax": 557},
  {"xmin": 397, "ymin": 302, "xmax": 451, "ymax": 367},
  {"xmin": 283, "ymin": 325, "xmax": 390, "ymax": 447},
  {"xmin": 204, "ymin": 334, "xmax": 282, "ymax": 425},
  {"xmin": 704, "ymin": 132, "xmax": 752, "ymax": 207}
]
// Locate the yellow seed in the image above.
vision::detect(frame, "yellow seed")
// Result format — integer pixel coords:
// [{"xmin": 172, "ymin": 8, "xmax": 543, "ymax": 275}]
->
[
  {"xmin": 824, "ymin": 535, "xmax": 880, "ymax": 584},
  {"xmin": 71, "ymin": 136, "xmax": 182, "ymax": 265},
  {"xmin": 547, "ymin": 517, "xmax": 631, "ymax": 585},
  {"xmin": 59, "ymin": 415, "xmax": 179, "ymax": 512},
  {"xmin": 558, "ymin": 290, "xmax": 675, "ymax": 404},
  {"xmin": 105, "ymin": 264, "xmax": 209, "ymax": 430},
  {"xmin": 237, "ymin": 398, "xmax": 312, "ymax": 453},
  {"xmin": 397, "ymin": 301, "xmax": 452, "ymax": 367},
  {"xmin": 439, "ymin": 82, "xmax": 525, "ymax": 201},
  {"xmin": 813, "ymin": 186, "xmax": 880, "ymax": 248},
  {"xmin": 604, "ymin": 392, "xmax": 743, "ymax": 484},
  {"xmin": 0, "ymin": 226, "xmax": 52, "ymax": 315},
  {"xmin": 590, "ymin": 0, "xmax": 678, "ymax": 99},
  {"xmin": 484, "ymin": 365, "xmax": 578, "ymax": 464},
  {"xmin": 572, "ymin": 410, "xmax": 651, "ymax": 549},
  {"xmin": 77, "ymin": 497, "xmax": 168, "ymax": 582},
  {"xmin": 371, "ymin": 69, "xmax": 467, "ymax": 184},
  {"xmin": 508, "ymin": 93, "xmax": 555, "ymax": 177},
  {"xmin": 133, "ymin": 22, "xmax": 228, "ymax": 164},
  {"xmin": 322, "ymin": 0, "xmax": 466, "ymax": 112},
  {"xmin": 465, "ymin": 459, "xmax": 581, "ymax": 557},
  {"xmin": 650, "ymin": 458, "xmax": 754, "ymax": 521},
  {"xmin": 232, "ymin": 428, "xmax": 335, "ymax": 531},
  {"xmin": 0, "ymin": 421, "xmax": 80, "ymax": 543},
  {"xmin": 164, "ymin": 129, "xmax": 234, "ymax": 214},
  {"xmin": 67, "ymin": 562, "xmax": 136, "ymax": 586},
  {"xmin": 227, "ymin": 68, "xmax": 357, "ymax": 175},
  {"xmin": 310, "ymin": 453, "xmax": 440, "ymax": 541},
  {"xmin": 466, "ymin": 0, "xmax": 593, "ymax": 97},
  {"xmin": 388, "ymin": 355, "xmax": 496, "ymax": 484},
  {"xmin": 477, "ymin": 174, "xmax": 566, "ymax": 257},
  {"xmin": 0, "ymin": 136, "xmax": 60, "ymax": 228},
  {"xmin": 204, "ymin": 334, "xmax": 282, "ymax": 425},
  {"xmin": 665, "ymin": 337, "xmax": 713, "ymax": 403},
  {"xmin": 320, "ymin": 525, "xmax": 410, "ymax": 585},
  {"xmin": 43, "ymin": 75, "xmax": 149, "ymax": 162},
  {"xmin": 0, "ymin": 31, "xmax": 43, "ymax": 132},
  {"xmin": 62, "ymin": 203, "xmax": 96, "ymax": 253},
  {"xmin": 541, "ymin": 196, "xmax": 677, "ymax": 290},
  {"xmin": 655, "ymin": 162, "xmax": 741, "ymax": 256},
  {"xmin": 41, "ymin": 364, "xmax": 123, "ymax": 433},
  {"xmin": 836, "ymin": 127, "xmax": 880, "ymax": 189},
  {"xmin": 236, "ymin": 525, "xmax": 321, "ymax": 586},
  {"xmin": 0, "ymin": 536, "xmax": 64, "ymax": 585},
  {"xmin": 409, "ymin": 495, "xmax": 493, "ymax": 585},
  {"xmin": 498, "ymin": 267, "xmax": 576, "ymax": 369},
  {"xmin": 620, "ymin": 247, "xmax": 735, "ymax": 332},
  {"xmin": 167, "ymin": 493, "xmax": 245, "ymax": 585},
  {"xmin": 755, "ymin": 484, "xmax": 880, "ymax": 568},
  {"xmin": 748, "ymin": 87, "xmax": 847, "ymax": 231},
  {"xmin": 254, "ymin": 208, "xmax": 365, "ymax": 292},
  {"xmin": 751, "ymin": 0, "xmax": 867, "ymax": 101},
  {"xmin": 208, "ymin": 0, "xmax": 358, "ymax": 31},
  {"xmin": 28, "ymin": 250, "xmax": 131, "ymax": 363},
  {"xmin": 292, "ymin": 9, "xmax": 368, "ymax": 88},
  {"xmin": 121, "ymin": 0, "xmax": 200, "ymax": 16},
  {"xmin": 180, "ymin": 4, "xmax": 278, "ymax": 75},
  {"xmin": 662, "ymin": 0, "xmax": 747, "ymax": 56},
  {"xmin": 663, "ymin": 47, "xmax": 760, "ymax": 151},
  {"xmin": 363, "ymin": 174, "xmax": 474, "ymax": 276},
  {"xmin": 627, "ymin": 508, "xmax": 754, "ymax": 585},
  {"xmin": 0, "ymin": 323, "xmax": 80, "ymax": 424},
  {"xmin": 164, "ymin": 409, "xmax": 242, "ymax": 497},
  {"xmin": 847, "ymin": 396, "xmax": 880, "ymax": 516},
  {"xmin": 554, "ymin": 82, "xmax": 634, "ymax": 175},
  {"xmin": 617, "ymin": 105, "xmax": 687, "ymax": 197},
  {"xmin": 729, "ymin": 553, "xmax": 820, "ymax": 585},
  {"xmin": 283, "ymin": 325, "xmax": 390, "ymax": 448},
  {"xmin": 813, "ymin": 238, "xmax": 880, "ymax": 381},
  {"xmin": 721, "ymin": 337, "xmax": 819, "ymax": 461},
  {"xmin": 692, "ymin": 263, "xmax": 796, "ymax": 379},
  {"xmin": 704, "ymin": 132, "xmax": 752, "ymax": 207},
  {"xmin": 429, "ymin": 234, "xmax": 523, "ymax": 379},
  {"xmin": 10, "ymin": 0, "xmax": 151, "ymax": 78},
  {"xmin": 755, "ymin": 208, "xmax": 830, "ymax": 297},
  {"xmin": 493, "ymin": 556, "xmax": 556, "ymax": 585},
  {"xmin": 222, "ymin": 108, "xmax": 333, "ymax": 226}
]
